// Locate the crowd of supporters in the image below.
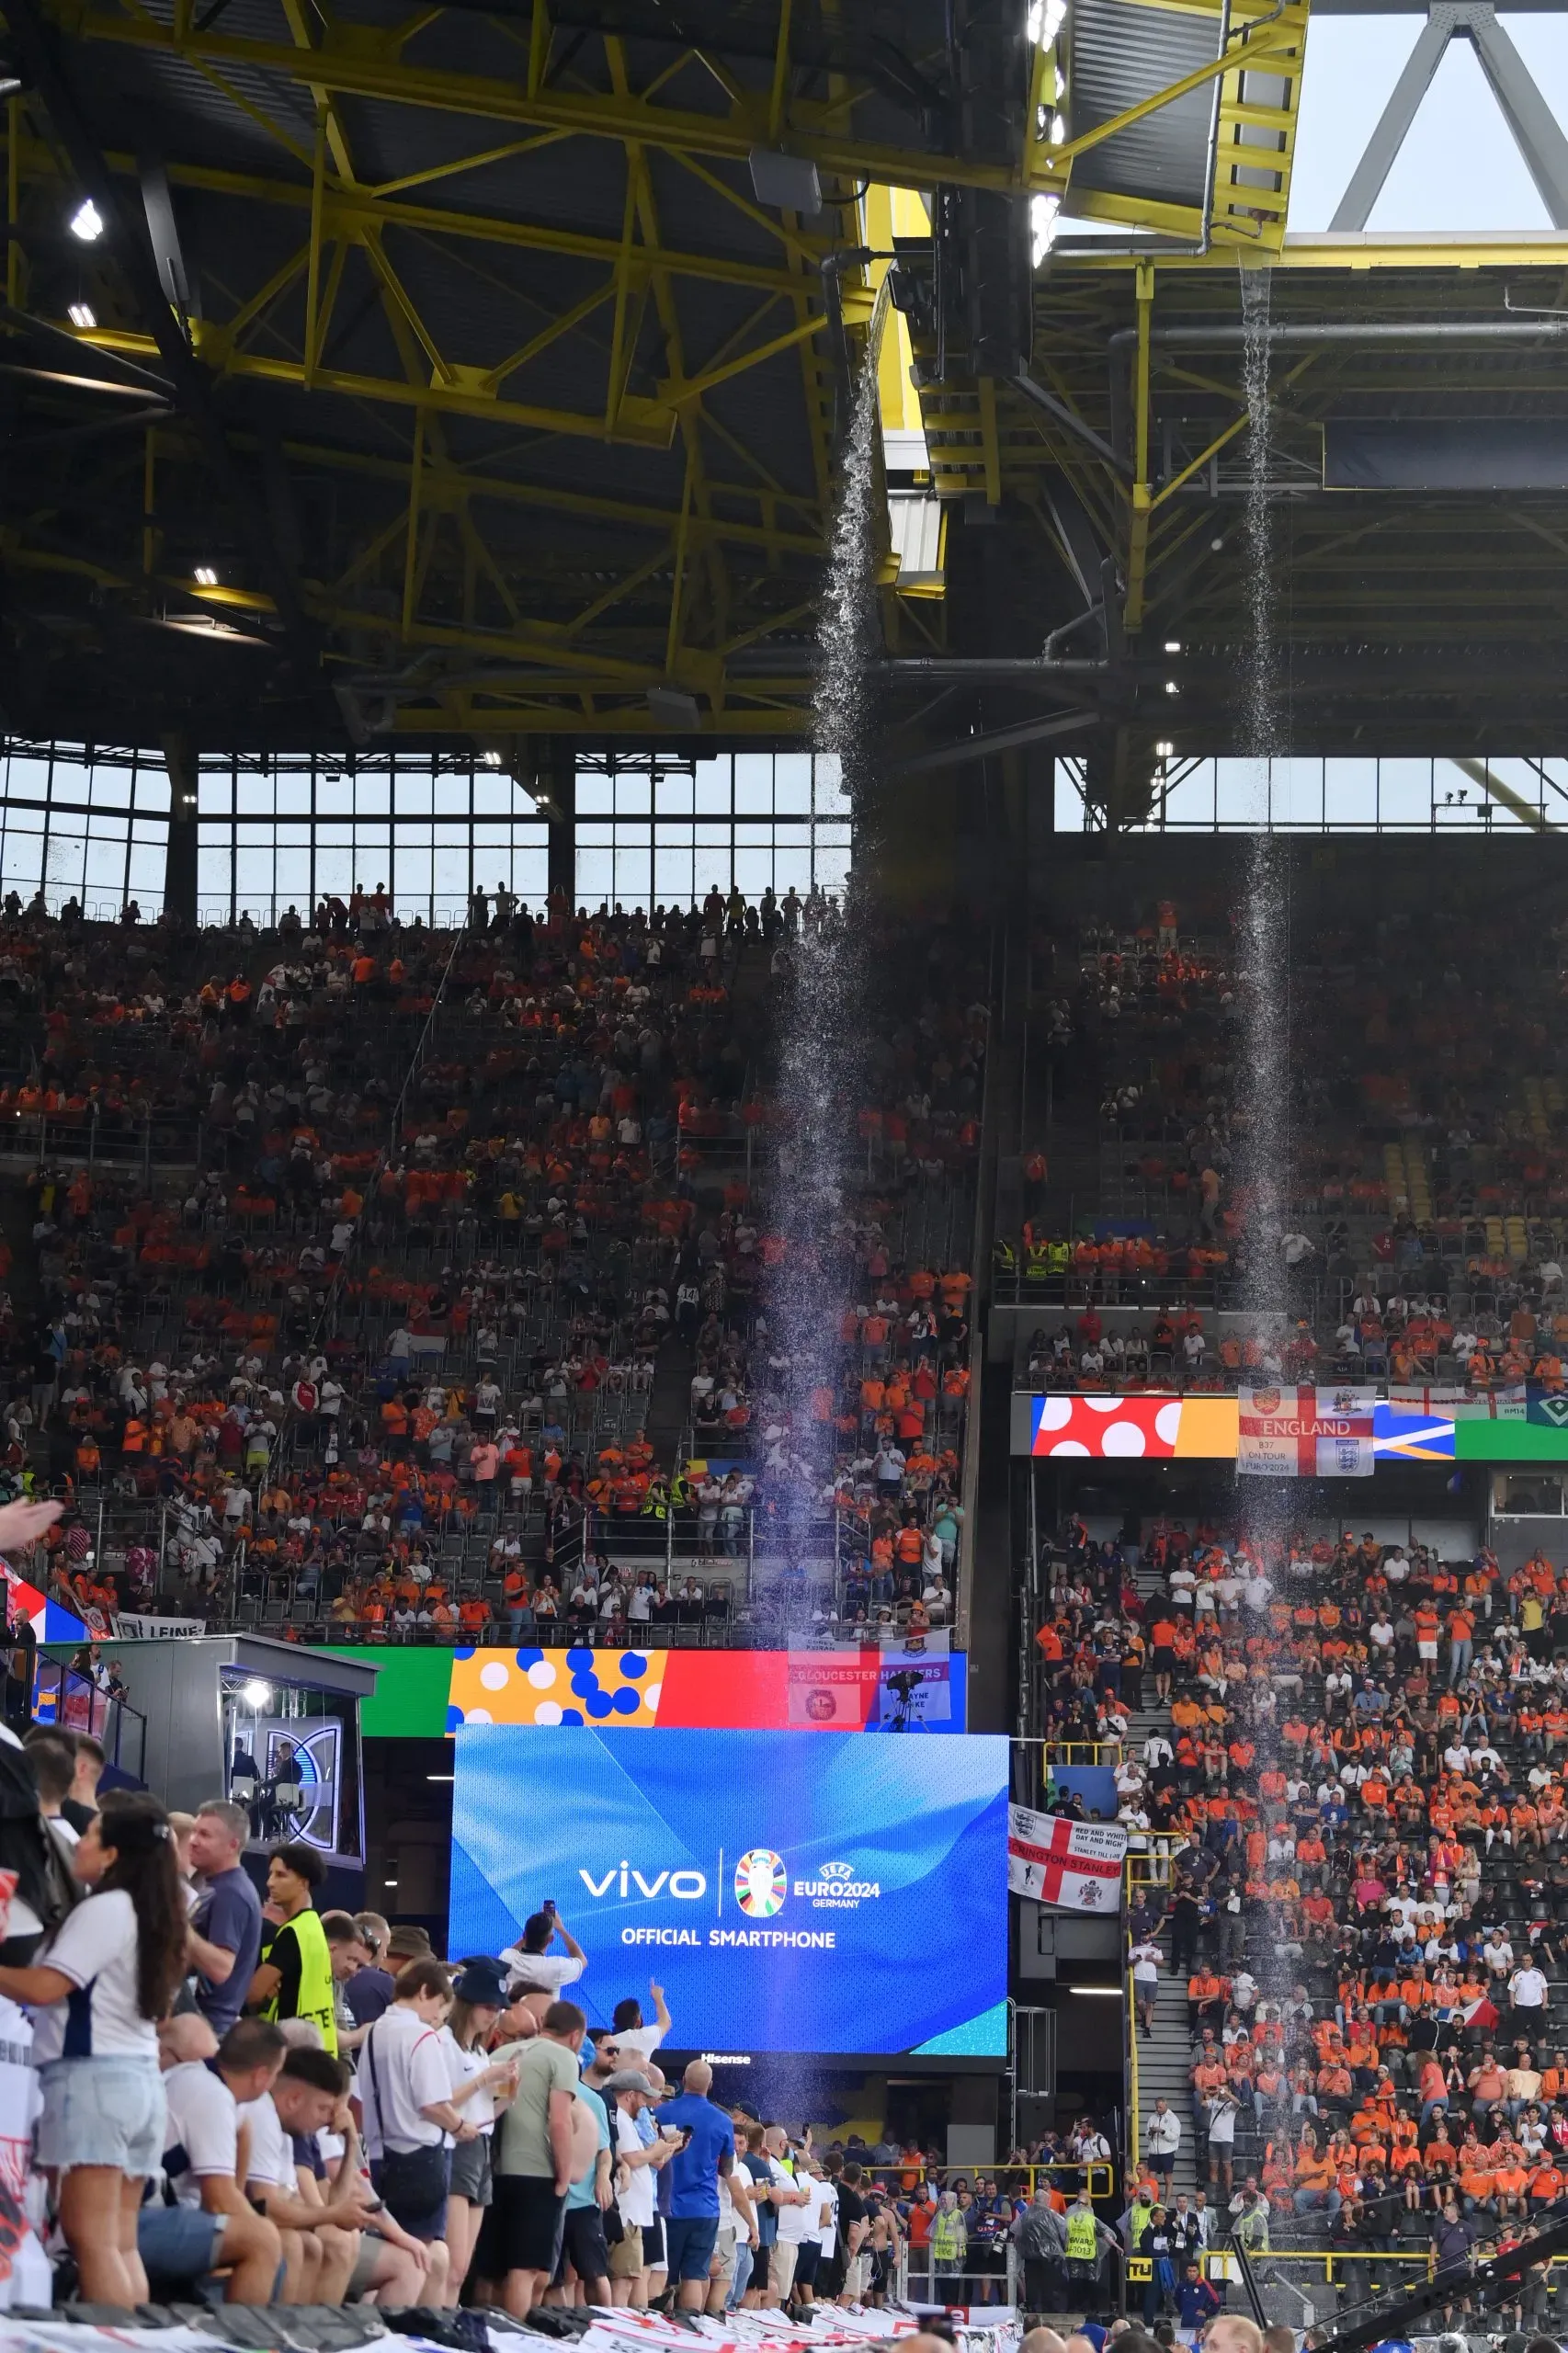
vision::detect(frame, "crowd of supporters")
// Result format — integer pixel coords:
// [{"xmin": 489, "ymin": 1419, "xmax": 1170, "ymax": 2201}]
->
[
  {"xmin": 0, "ymin": 889, "xmax": 985, "ymax": 1648},
  {"xmin": 1004, "ymin": 887, "xmax": 1568, "ymax": 1397},
  {"xmin": 1026, "ymin": 1502, "xmax": 1568, "ymax": 2304}
]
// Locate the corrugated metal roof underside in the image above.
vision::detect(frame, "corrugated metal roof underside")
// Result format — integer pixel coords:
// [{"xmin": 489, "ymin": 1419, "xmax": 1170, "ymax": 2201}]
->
[{"xmin": 1067, "ymin": 0, "xmax": 1222, "ymax": 208}]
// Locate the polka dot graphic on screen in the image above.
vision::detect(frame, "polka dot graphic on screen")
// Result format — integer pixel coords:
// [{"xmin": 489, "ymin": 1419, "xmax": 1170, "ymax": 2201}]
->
[{"xmin": 448, "ymin": 1648, "xmax": 665, "ymax": 1726}]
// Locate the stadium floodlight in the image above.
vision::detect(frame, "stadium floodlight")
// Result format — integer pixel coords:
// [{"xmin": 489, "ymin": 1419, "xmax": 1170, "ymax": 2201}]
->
[
  {"xmin": 67, "ymin": 302, "xmax": 95, "ymax": 329},
  {"xmin": 241, "ymin": 1677, "xmax": 271, "ymax": 1709},
  {"xmin": 69, "ymin": 199, "xmax": 104, "ymax": 242},
  {"xmin": 194, "ymin": 565, "xmax": 218, "ymax": 586}
]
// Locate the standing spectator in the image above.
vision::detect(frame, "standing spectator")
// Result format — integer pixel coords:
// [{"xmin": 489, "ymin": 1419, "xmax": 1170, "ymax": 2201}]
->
[
  {"xmin": 440, "ymin": 1958, "xmax": 518, "ymax": 2296},
  {"xmin": 0, "ymin": 1790, "xmax": 186, "ymax": 2304},
  {"xmin": 483, "ymin": 1996, "xmax": 591, "ymax": 2317},
  {"xmin": 186, "ymin": 1798, "xmax": 263, "ymax": 2040},
  {"xmin": 358, "ymin": 1956, "xmax": 472, "ymax": 2264},
  {"xmin": 1131, "ymin": 1934, "xmax": 1162, "ymax": 2035},
  {"xmin": 1013, "ymin": 2184, "xmax": 1065, "ymax": 2314},
  {"xmin": 609, "ymin": 2067, "xmax": 672, "ymax": 2307},
  {"xmin": 347, "ymin": 1910, "xmax": 396, "ymax": 2029},
  {"xmin": 60, "ymin": 1732, "xmax": 105, "ymax": 1836},
  {"xmin": 1146, "ymin": 2096, "xmax": 1182, "ymax": 2191},
  {"xmin": 251, "ymin": 1841, "xmax": 337, "ymax": 2054},
  {"xmin": 500, "ymin": 1907, "xmax": 588, "ymax": 1996},
  {"xmin": 656, "ymin": 2058, "xmax": 739, "ymax": 2312}
]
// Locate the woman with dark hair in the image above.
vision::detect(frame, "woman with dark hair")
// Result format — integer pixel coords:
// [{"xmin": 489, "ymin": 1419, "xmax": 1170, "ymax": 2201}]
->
[{"xmin": 0, "ymin": 1788, "xmax": 185, "ymax": 2302}]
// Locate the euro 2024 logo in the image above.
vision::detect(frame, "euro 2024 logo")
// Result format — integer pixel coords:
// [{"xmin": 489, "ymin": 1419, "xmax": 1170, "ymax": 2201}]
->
[{"xmin": 734, "ymin": 1849, "xmax": 787, "ymax": 1917}]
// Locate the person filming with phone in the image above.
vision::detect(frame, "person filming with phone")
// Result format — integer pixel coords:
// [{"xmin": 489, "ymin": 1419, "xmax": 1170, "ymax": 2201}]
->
[{"xmin": 499, "ymin": 1903, "xmax": 587, "ymax": 1997}]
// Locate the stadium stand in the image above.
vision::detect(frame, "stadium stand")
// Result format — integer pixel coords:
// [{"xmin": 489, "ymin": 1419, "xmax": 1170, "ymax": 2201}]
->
[{"xmin": 0, "ymin": 893, "xmax": 987, "ymax": 1653}]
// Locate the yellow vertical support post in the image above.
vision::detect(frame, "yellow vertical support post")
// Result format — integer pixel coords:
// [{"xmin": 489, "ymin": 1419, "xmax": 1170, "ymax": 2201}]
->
[
  {"xmin": 1127, "ymin": 1958, "xmax": 1142, "ymax": 2175},
  {"xmin": 1126, "ymin": 258, "xmax": 1153, "ymax": 628},
  {"xmin": 767, "ymin": 0, "xmax": 793, "ymax": 142}
]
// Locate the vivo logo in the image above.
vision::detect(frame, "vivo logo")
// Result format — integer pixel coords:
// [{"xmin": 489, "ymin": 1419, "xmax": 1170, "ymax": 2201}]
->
[{"xmin": 580, "ymin": 1862, "xmax": 709, "ymax": 1901}]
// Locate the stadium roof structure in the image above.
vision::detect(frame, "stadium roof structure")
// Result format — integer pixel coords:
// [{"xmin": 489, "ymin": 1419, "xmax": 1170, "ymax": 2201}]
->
[{"xmin": 6, "ymin": 0, "xmax": 1568, "ymax": 800}]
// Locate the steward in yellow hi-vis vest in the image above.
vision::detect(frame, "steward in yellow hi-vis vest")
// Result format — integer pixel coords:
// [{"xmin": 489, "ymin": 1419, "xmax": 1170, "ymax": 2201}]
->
[{"xmin": 254, "ymin": 1842, "xmax": 338, "ymax": 2056}]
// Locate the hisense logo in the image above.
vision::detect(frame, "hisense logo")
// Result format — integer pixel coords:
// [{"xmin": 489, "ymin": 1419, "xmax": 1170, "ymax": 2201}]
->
[{"xmin": 579, "ymin": 1862, "xmax": 709, "ymax": 1900}]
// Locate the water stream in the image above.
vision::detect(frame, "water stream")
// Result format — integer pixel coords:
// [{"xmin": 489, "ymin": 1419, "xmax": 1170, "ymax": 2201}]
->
[{"xmin": 756, "ymin": 355, "xmax": 881, "ymax": 1605}]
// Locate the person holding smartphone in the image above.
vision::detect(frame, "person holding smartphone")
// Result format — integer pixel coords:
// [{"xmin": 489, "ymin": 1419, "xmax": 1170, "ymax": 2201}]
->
[{"xmin": 499, "ymin": 1907, "xmax": 588, "ymax": 1996}]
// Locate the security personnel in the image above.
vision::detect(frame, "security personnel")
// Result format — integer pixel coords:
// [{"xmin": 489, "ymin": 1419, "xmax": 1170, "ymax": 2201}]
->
[
  {"xmin": 1064, "ymin": 2188, "xmax": 1108, "ymax": 2291},
  {"xmin": 249, "ymin": 1841, "xmax": 337, "ymax": 2055},
  {"xmin": 639, "ymin": 1473, "xmax": 670, "ymax": 1522}
]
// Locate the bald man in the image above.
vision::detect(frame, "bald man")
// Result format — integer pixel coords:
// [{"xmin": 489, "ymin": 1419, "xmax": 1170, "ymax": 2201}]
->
[
  {"xmin": 657, "ymin": 2060, "xmax": 738, "ymax": 2309},
  {"xmin": 1205, "ymin": 2318, "xmax": 1265, "ymax": 2353},
  {"xmin": 1022, "ymin": 2330, "xmax": 1072, "ymax": 2353}
]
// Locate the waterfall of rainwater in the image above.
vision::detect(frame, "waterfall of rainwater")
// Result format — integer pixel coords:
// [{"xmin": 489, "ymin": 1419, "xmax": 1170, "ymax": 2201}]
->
[
  {"xmin": 758, "ymin": 354, "xmax": 881, "ymax": 1608},
  {"xmin": 1234, "ymin": 269, "xmax": 1295, "ymax": 2010}
]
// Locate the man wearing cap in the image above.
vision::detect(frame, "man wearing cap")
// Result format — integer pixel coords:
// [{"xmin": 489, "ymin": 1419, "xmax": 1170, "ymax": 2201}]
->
[{"xmin": 609, "ymin": 2067, "xmax": 674, "ymax": 2308}]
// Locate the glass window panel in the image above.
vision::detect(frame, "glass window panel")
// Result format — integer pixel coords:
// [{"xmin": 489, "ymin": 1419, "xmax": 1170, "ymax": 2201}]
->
[
  {"xmin": 613, "ymin": 775, "xmax": 652, "ymax": 816},
  {"xmin": 695, "ymin": 822, "xmax": 731, "ymax": 849},
  {"xmin": 49, "ymin": 758, "xmax": 89, "ymax": 804},
  {"xmin": 814, "ymin": 840, "xmax": 852, "ymax": 893},
  {"xmin": 575, "ymin": 777, "xmax": 613, "ymax": 814},
  {"xmin": 693, "ymin": 844, "xmax": 730, "ymax": 895},
  {"xmin": 774, "ymin": 843, "xmax": 813, "ymax": 892},
  {"xmin": 694, "ymin": 757, "xmax": 732, "ymax": 813},
  {"xmin": 653, "ymin": 847, "xmax": 693, "ymax": 902},
  {"xmin": 1, "ymin": 829, "xmax": 43, "ymax": 891},
  {"xmin": 126, "ymin": 842, "xmax": 165, "ymax": 911},
  {"xmin": 733, "ymin": 846, "xmax": 772, "ymax": 895},
  {"xmin": 1214, "ymin": 759, "xmax": 1268, "ymax": 827},
  {"xmin": 1054, "ymin": 760, "xmax": 1086, "ymax": 832},
  {"xmin": 1377, "ymin": 759, "xmax": 1432, "ymax": 828},
  {"xmin": 813, "ymin": 820, "xmax": 852, "ymax": 848},
  {"xmin": 133, "ymin": 764, "xmax": 171, "ymax": 813},
  {"xmin": 733, "ymin": 754, "xmax": 774, "ymax": 813},
  {"xmin": 84, "ymin": 832, "xmax": 127, "ymax": 897},
  {"xmin": 236, "ymin": 778, "xmax": 275, "ymax": 814},
  {"xmin": 653, "ymin": 774, "xmax": 694, "ymax": 814},
  {"xmin": 734, "ymin": 822, "xmax": 773, "ymax": 848},
  {"xmin": 516, "ymin": 844, "xmax": 548, "ymax": 904},
  {"xmin": 1323, "ymin": 758, "xmax": 1377, "ymax": 827},
  {"xmin": 6, "ymin": 756, "xmax": 50, "ymax": 801},
  {"xmin": 397, "ymin": 846, "xmax": 433, "ymax": 904},
  {"xmin": 393, "ymin": 770, "xmax": 434, "ymax": 816},
  {"xmin": 269, "ymin": 775, "xmax": 310, "ymax": 815},
  {"xmin": 131, "ymin": 817, "xmax": 166, "ymax": 845},
  {"xmin": 275, "ymin": 848, "xmax": 311, "ymax": 904},
  {"xmin": 4, "ymin": 807, "xmax": 43, "ymax": 835},
  {"xmin": 813, "ymin": 755, "xmax": 848, "ymax": 814},
  {"xmin": 44, "ymin": 827, "xmax": 87, "ymax": 892},
  {"xmin": 612, "ymin": 847, "xmax": 651, "ymax": 902},
  {"xmin": 90, "ymin": 767, "xmax": 131, "ymax": 809},
  {"xmin": 773, "ymin": 754, "xmax": 812, "ymax": 813},
  {"xmin": 433, "ymin": 842, "xmax": 469, "ymax": 898},
  {"xmin": 433, "ymin": 823, "xmax": 471, "ymax": 848},
  {"xmin": 198, "ymin": 773, "xmax": 232, "ymax": 814},
  {"xmin": 353, "ymin": 775, "xmax": 391, "ymax": 816},
  {"xmin": 314, "ymin": 843, "xmax": 353, "ymax": 898},
  {"xmin": 1267, "ymin": 756, "xmax": 1324, "ymax": 828},
  {"xmin": 468, "ymin": 776, "xmax": 506, "ymax": 814},
  {"xmin": 197, "ymin": 840, "xmax": 232, "ymax": 911},
  {"xmin": 576, "ymin": 823, "xmax": 613, "ymax": 847},
  {"xmin": 575, "ymin": 847, "xmax": 613, "ymax": 901},
  {"xmin": 314, "ymin": 776, "xmax": 352, "ymax": 815}
]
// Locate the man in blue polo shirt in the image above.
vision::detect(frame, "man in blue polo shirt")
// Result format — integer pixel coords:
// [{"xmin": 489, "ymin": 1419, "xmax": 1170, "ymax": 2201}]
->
[
  {"xmin": 186, "ymin": 1799, "xmax": 263, "ymax": 2040},
  {"xmin": 655, "ymin": 2060, "xmax": 736, "ymax": 2310}
]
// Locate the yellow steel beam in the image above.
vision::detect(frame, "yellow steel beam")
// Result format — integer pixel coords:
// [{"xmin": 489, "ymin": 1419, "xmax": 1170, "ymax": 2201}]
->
[
  {"xmin": 17, "ymin": 137, "xmax": 835, "ymax": 295},
  {"xmin": 60, "ymin": 319, "xmax": 678, "ymax": 444},
  {"xmin": 1062, "ymin": 234, "xmax": 1568, "ymax": 271},
  {"xmin": 1126, "ymin": 260, "xmax": 1153, "ymax": 627},
  {"xmin": 62, "ymin": 10, "xmax": 1032, "ymax": 192}
]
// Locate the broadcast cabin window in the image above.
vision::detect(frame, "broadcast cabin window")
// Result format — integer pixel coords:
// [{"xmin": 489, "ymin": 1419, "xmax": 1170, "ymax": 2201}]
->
[
  {"xmin": 221, "ymin": 1668, "xmax": 363, "ymax": 1864},
  {"xmin": 1497, "ymin": 1472, "xmax": 1566, "ymax": 1518}
]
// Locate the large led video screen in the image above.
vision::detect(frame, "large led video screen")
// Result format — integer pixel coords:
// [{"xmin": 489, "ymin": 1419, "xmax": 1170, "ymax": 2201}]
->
[{"xmin": 449, "ymin": 1726, "xmax": 1008, "ymax": 2063}]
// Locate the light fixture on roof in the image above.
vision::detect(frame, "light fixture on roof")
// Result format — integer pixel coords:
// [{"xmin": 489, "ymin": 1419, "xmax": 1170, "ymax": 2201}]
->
[
  {"xmin": 481, "ymin": 749, "xmax": 503, "ymax": 768},
  {"xmin": 1029, "ymin": 192, "xmax": 1062, "ymax": 268},
  {"xmin": 67, "ymin": 302, "xmax": 96, "ymax": 330},
  {"xmin": 1156, "ymin": 740, "xmax": 1174, "ymax": 757},
  {"xmin": 69, "ymin": 198, "xmax": 104, "ymax": 243},
  {"xmin": 241, "ymin": 1677, "xmax": 271, "ymax": 1709},
  {"xmin": 1165, "ymin": 679, "xmax": 1180, "ymax": 696},
  {"xmin": 194, "ymin": 565, "xmax": 218, "ymax": 586},
  {"xmin": 1164, "ymin": 640, "xmax": 1182, "ymax": 654}
]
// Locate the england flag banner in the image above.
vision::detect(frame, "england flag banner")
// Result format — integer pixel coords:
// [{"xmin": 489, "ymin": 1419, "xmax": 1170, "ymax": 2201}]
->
[
  {"xmin": 1007, "ymin": 1803, "xmax": 1127, "ymax": 1911},
  {"xmin": 1237, "ymin": 1384, "xmax": 1376, "ymax": 1478}
]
